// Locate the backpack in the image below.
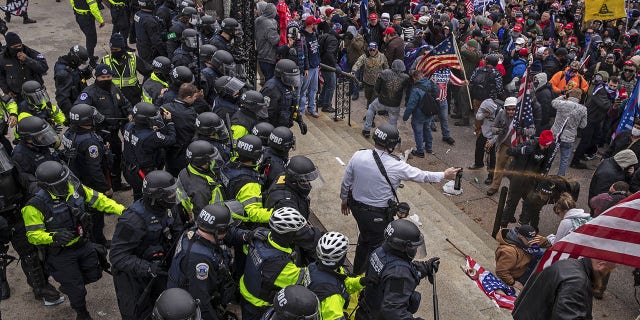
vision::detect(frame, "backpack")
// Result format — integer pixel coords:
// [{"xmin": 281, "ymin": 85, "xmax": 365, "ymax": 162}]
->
[
  {"xmin": 415, "ymin": 82, "xmax": 440, "ymax": 116},
  {"xmin": 470, "ymin": 67, "xmax": 494, "ymax": 100}
]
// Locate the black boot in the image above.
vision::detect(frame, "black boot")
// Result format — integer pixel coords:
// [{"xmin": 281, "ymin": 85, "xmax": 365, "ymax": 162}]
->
[
  {"xmin": 75, "ymin": 307, "xmax": 92, "ymax": 320},
  {"xmin": 21, "ymin": 13, "xmax": 35, "ymax": 24},
  {"xmin": 22, "ymin": 253, "xmax": 64, "ymax": 306},
  {"xmin": 0, "ymin": 247, "xmax": 10, "ymax": 300}
]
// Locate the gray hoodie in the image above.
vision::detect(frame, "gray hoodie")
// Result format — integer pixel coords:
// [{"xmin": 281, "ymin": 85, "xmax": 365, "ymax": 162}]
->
[{"xmin": 254, "ymin": 3, "xmax": 280, "ymax": 64}]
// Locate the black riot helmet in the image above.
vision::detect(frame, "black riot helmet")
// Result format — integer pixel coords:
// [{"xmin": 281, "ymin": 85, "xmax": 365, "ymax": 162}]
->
[
  {"xmin": 372, "ymin": 123, "xmax": 401, "ymax": 151},
  {"xmin": 200, "ymin": 14, "xmax": 216, "ymax": 27},
  {"xmin": 210, "ymin": 50, "xmax": 235, "ymax": 76},
  {"xmin": 214, "ymin": 76, "xmax": 244, "ymax": 98},
  {"xmin": 152, "ymin": 288, "xmax": 202, "ymax": 320},
  {"xmin": 170, "ymin": 66, "xmax": 195, "ymax": 87},
  {"xmin": 138, "ymin": 0, "xmax": 155, "ymax": 10},
  {"xmin": 69, "ymin": 104, "xmax": 105, "ymax": 127},
  {"xmin": 275, "ymin": 59, "xmax": 301, "ymax": 87},
  {"xmin": 268, "ymin": 126, "xmax": 296, "ymax": 154},
  {"xmin": 384, "ymin": 219, "xmax": 427, "ymax": 260},
  {"xmin": 195, "ymin": 204, "xmax": 232, "ymax": 237},
  {"xmin": 273, "ymin": 285, "xmax": 320, "ymax": 320},
  {"xmin": 195, "ymin": 112, "xmax": 229, "ymax": 141},
  {"xmin": 235, "ymin": 134, "xmax": 263, "ymax": 162},
  {"xmin": 186, "ymin": 140, "xmax": 221, "ymax": 168},
  {"xmin": 251, "ymin": 122, "xmax": 275, "ymax": 145},
  {"xmin": 182, "ymin": 28, "xmax": 198, "ymax": 49},
  {"xmin": 35, "ymin": 161, "xmax": 81, "ymax": 198},
  {"xmin": 176, "ymin": 0, "xmax": 195, "ymax": 10},
  {"xmin": 133, "ymin": 102, "xmax": 165, "ymax": 128},
  {"xmin": 67, "ymin": 45, "xmax": 89, "ymax": 67},
  {"xmin": 17, "ymin": 116, "xmax": 59, "ymax": 147},
  {"xmin": 151, "ymin": 56, "xmax": 172, "ymax": 79},
  {"xmin": 285, "ymin": 155, "xmax": 321, "ymax": 193},
  {"xmin": 142, "ymin": 170, "xmax": 181, "ymax": 209},
  {"xmin": 199, "ymin": 44, "xmax": 217, "ymax": 62},
  {"xmin": 239, "ymin": 90, "xmax": 268, "ymax": 118},
  {"xmin": 220, "ymin": 18, "xmax": 239, "ymax": 35},
  {"xmin": 200, "ymin": 15, "xmax": 217, "ymax": 35},
  {"xmin": 22, "ymin": 80, "xmax": 50, "ymax": 106},
  {"xmin": 179, "ymin": 6, "xmax": 197, "ymax": 18}
]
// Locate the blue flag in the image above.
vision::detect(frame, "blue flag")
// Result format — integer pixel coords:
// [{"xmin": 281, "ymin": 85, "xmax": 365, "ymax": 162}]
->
[
  {"xmin": 614, "ymin": 78, "xmax": 640, "ymax": 138},
  {"xmin": 360, "ymin": 0, "xmax": 369, "ymax": 36}
]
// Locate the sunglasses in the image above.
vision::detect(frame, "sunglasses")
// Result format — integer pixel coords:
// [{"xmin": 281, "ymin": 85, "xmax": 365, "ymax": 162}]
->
[{"xmin": 625, "ymin": 69, "xmax": 635, "ymax": 72}]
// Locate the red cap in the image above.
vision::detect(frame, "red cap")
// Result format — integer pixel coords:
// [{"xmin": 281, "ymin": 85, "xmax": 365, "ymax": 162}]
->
[
  {"xmin": 516, "ymin": 18, "xmax": 525, "ymax": 24},
  {"xmin": 564, "ymin": 22, "xmax": 574, "ymax": 30},
  {"xmin": 619, "ymin": 88, "xmax": 629, "ymax": 100},
  {"xmin": 304, "ymin": 16, "xmax": 321, "ymax": 26},
  {"xmin": 539, "ymin": 130, "xmax": 554, "ymax": 147},
  {"xmin": 518, "ymin": 48, "xmax": 529, "ymax": 56},
  {"xmin": 368, "ymin": 13, "xmax": 378, "ymax": 20},
  {"xmin": 382, "ymin": 27, "xmax": 396, "ymax": 35},
  {"xmin": 625, "ymin": 60, "xmax": 635, "ymax": 66},
  {"xmin": 413, "ymin": 14, "xmax": 420, "ymax": 21},
  {"xmin": 325, "ymin": 8, "xmax": 334, "ymax": 16},
  {"xmin": 512, "ymin": 24, "xmax": 522, "ymax": 32}
]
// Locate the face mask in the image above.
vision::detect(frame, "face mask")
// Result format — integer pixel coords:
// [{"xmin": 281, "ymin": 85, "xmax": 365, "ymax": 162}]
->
[
  {"xmin": 527, "ymin": 20, "xmax": 534, "ymax": 26},
  {"xmin": 8, "ymin": 46, "xmax": 22, "ymax": 57},
  {"xmin": 112, "ymin": 50, "xmax": 125, "ymax": 59},
  {"xmin": 633, "ymin": 127, "xmax": 640, "ymax": 137},
  {"xmin": 95, "ymin": 79, "xmax": 112, "ymax": 91}
]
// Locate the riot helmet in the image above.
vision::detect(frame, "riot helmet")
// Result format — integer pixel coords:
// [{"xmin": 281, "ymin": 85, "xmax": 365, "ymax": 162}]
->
[
  {"xmin": 176, "ymin": 0, "xmax": 194, "ymax": 10},
  {"xmin": 384, "ymin": 219, "xmax": 427, "ymax": 260},
  {"xmin": 170, "ymin": 66, "xmax": 195, "ymax": 87},
  {"xmin": 68, "ymin": 45, "xmax": 89, "ymax": 67},
  {"xmin": 199, "ymin": 44, "xmax": 217, "ymax": 62},
  {"xmin": 195, "ymin": 112, "xmax": 229, "ymax": 141},
  {"xmin": 251, "ymin": 122, "xmax": 275, "ymax": 145},
  {"xmin": 22, "ymin": 81, "xmax": 50, "ymax": 106},
  {"xmin": 142, "ymin": 170, "xmax": 181, "ymax": 209},
  {"xmin": 138, "ymin": 0, "xmax": 155, "ymax": 10},
  {"xmin": 214, "ymin": 76, "xmax": 244, "ymax": 98},
  {"xmin": 181, "ymin": 28, "xmax": 198, "ymax": 49},
  {"xmin": 133, "ymin": 102, "xmax": 165, "ymax": 128},
  {"xmin": 69, "ymin": 104, "xmax": 105, "ymax": 127},
  {"xmin": 372, "ymin": 123, "xmax": 400, "ymax": 151},
  {"xmin": 179, "ymin": 6, "xmax": 197, "ymax": 18},
  {"xmin": 195, "ymin": 204, "xmax": 232, "ymax": 237},
  {"xmin": 272, "ymin": 285, "xmax": 320, "ymax": 320},
  {"xmin": 274, "ymin": 59, "xmax": 301, "ymax": 87},
  {"xmin": 235, "ymin": 134, "xmax": 263, "ymax": 162},
  {"xmin": 239, "ymin": 90, "xmax": 268, "ymax": 119},
  {"xmin": 220, "ymin": 18, "xmax": 239, "ymax": 36},
  {"xmin": 316, "ymin": 232, "xmax": 349, "ymax": 267},
  {"xmin": 269, "ymin": 207, "xmax": 307, "ymax": 235},
  {"xmin": 17, "ymin": 116, "xmax": 59, "ymax": 147},
  {"xmin": 210, "ymin": 50, "xmax": 235, "ymax": 76},
  {"xmin": 268, "ymin": 126, "xmax": 296, "ymax": 154},
  {"xmin": 35, "ymin": 161, "xmax": 81, "ymax": 198},
  {"xmin": 152, "ymin": 288, "xmax": 202, "ymax": 320},
  {"xmin": 285, "ymin": 155, "xmax": 322, "ymax": 193},
  {"xmin": 151, "ymin": 56, "xmax": 172, "ymax": 80},
  {"xmin": 185, "ymin": 140, "xmax": 222, "ymax": 169}
]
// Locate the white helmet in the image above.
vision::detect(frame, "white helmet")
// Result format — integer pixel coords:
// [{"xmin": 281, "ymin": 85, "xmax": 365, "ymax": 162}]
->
[
  {"xmin": 269, "ymin": 207, "xmax": 307, "ymax": 234},
  {"xmin": 316, "ymin": 232, "xmax": 349, "ymax": 264}
]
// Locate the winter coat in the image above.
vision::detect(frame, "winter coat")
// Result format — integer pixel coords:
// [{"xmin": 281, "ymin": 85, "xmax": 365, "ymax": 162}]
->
[
  {"xmin": 403, "ymin": 78, "xmax": 436, "ymax": 121},
  {"xmin": 588, "ymin": 151, "xmax": 638, "ymax": 200},
  {"xmin": 383, "ymin": 35, "xmax": 405, "ymax": 64},
  {"xmin": 489, "ymin": 107, "xmax": 514, "ymax": 146},
  {"xmin": 542, "ymin": 55, "xmax": 562, "ymax": 80},
  {"xmin": 254, "ymin": 3, "xmax": 280, "ymax": 64},
  {"xmin": 586, "ymin": 84, "xmax": 615, "ymax": 124},
  {"xmin": 345, "ymin": 27, "xmax": 365, "ymax": 67},
  {"xmin": 495, "ymin": 229, "xmax": 533, "ymax": 286},
  {"xmin": 507, "ymin": 138, "xmax": 555, "ymax": 174},
  {"xmin": 318, "ymin": 31, "xmax": 339, "ymax": 66},
  {"xmin": 352, "ymin": 52, "xmax": 388, "ymax": 86},
  {"xmin": 476, "ymin": 98, "xmax": 499, "ymax": 139},
  {"xmin": 589, "ymin": 191, "xmax": 628, "ymax": 217},
  {"xmin": 375, "ymin": 61, "xmax": 410, "ymax": 107},
  {"xmin": 550, "ymin": 96, "xmax": 587, "ymax": 143},
  {"xmin": 549, "ymin": 208, "xmax": 591, "ymax": 244},
  {"xmin": 276, "ymin": 37, "xmax": 309, "ymax": 71},
  {"xmin": 549, "ymin": 67, "xmax": 589, "ymax": 95},
  {"xmin": 459, "ymin": 44, "xmax": 482, "ymax": 77},
  {"xmin": 511, "ymin": 58, "xmax": 527, "ymax": 79}
]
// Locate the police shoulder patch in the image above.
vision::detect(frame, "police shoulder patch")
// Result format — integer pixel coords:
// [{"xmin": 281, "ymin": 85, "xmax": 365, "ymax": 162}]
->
[
  {"xmin": 195, "ymin": 263, "xmax": 209, "ymax": 280},
  {"xmin": 79, "ymin": 92, "xmax": 88, "ymax": 101},
  {"xmin": 156, "ymin": 132, "xmax": 165, "ymax": 140},
  {"xmin": 88, "ymin": 145, "xmax": 99, "ymax": 158}
]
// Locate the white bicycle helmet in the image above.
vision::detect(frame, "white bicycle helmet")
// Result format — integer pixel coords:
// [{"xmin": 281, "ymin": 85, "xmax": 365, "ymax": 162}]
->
[
  {"xmin": 269, "ymin": 207, "xmax": 307, "ymax": 234},
  {"xmin": 316, "ymin": 232, "xmax": 349, "ymax": 263}
]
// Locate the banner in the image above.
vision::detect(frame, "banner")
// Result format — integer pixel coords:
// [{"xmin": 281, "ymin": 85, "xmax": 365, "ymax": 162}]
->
[{"xmin": 584, "ymin": 0, "xmax": 626, "ymax": 21}]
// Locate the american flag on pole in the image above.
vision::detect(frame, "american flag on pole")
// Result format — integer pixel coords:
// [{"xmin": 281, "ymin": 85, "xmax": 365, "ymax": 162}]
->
[
  {"xmin": 465, "ymin": 0, "xmax": 474, "ymax": 18},
  {"xmin": 613, "ymin": 79, "xmax": 640, "ymax": 139},
  {"xmin": 465, "ymin": 256, "xmax": 517, "ymax": 310},
  {"xmin": 536, "ymin": 191, "xmax": 640, "ymax": 272},
  {"xmin": 508, "ymin": 70, "xmax": 535, "ymax": 146},
  {"xmin": 415, "ymin": 35, "xmax": 461, "ymax": 77}
]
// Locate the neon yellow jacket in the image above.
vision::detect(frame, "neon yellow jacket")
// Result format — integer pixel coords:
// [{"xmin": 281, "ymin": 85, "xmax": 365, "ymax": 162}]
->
[
  {"xmin": 69, "ymin": 0, "xmax": 104, "ymax": 23},
  {"xmin": 319, "ymin": 267, "xmax": 364, "ymax": 320}
]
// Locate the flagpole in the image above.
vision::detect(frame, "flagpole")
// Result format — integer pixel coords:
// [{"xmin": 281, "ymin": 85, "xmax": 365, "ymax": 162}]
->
[{"xmin": 452, "ymin": 35, "xmax": 474, "ymax": 111}]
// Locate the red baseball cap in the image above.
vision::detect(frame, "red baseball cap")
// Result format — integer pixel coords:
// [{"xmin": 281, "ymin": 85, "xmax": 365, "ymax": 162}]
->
[
  {"xmin": 305, "ymin": 16, "xmax": 321, "ymax": 26},
  {"xmin": 368, "ymin": 13, "xmax": 378, "ymax": 20},
  {"xmin": 518, "ymin": 48, "xmax": 529, "ymax": 56},
  {"xmin": 516, "ymin": 18, "xmax": 525, "ymax": 24},
  {"xmin": 564, "ymin": 22, "xmax": 574, "ymax": 30},
  {"xmin": 539, "ymin": 130, "xmax": 554, "ymax": 147},
  {"xmin": 512, "ymin": 24, "xmax": 522, "ymax": 32},
  {"xmin": 382, "ymin": 27, "xmax": 396, "ymax": 35}
]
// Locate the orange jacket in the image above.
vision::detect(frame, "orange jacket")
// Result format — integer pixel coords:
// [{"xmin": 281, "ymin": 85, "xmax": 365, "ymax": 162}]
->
[{"xmin": 549, "ymin": 68, "xmax": 589, "ymax": 94}]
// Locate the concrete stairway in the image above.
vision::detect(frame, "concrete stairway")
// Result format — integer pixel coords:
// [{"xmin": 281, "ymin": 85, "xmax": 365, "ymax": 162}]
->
[{"xmin": 290, "ymin": 114, "xmax": 513, "ymax": 320}]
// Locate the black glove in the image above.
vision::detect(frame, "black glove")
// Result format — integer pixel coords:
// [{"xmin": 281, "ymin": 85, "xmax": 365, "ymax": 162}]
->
[
  {"xmin": 412, "ymin": 257, "xmax": 440, "ymax": 284},
  {"xmin": 242, "ymin": 230, "xmax": 254, "ymax": 243},
  {"xmin": 148, "ymin": 262, "xmax": 168, "ymax": 278},
  {"xmin": 51, "ymin": 230, "xmax": 76, "ymax": 246},
  {"xmin": 298, "ymin": 120, "xmax": 308, "ymax": 135},
  {"xmin": 359, "ymin": 276, "xmax": 378, "ymax": 286},
  {"xmin": 252, "ymin": 228, "xmax": 269, "ymax": 241}
]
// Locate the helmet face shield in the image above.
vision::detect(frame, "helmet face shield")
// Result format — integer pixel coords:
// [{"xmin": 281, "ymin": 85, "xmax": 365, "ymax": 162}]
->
[
  {"xmin": 222, "ymin": 62, "xmax": 237, "ymax": 77},
  {"xmin": 214, "ymin": 121, "xmax": 229, "ymax": 140},
  {"xmin": 43, "ymin": 167, "xmax": 81, "ymax": 198},
  {"xmin": 25, "ymin": 87, "xmax": 50, "ymax": 106},
  {"xmin": 150, "ymin": 112, "xmax": 166, "ymax": 129},
  {"xmin": 31, "ymin": 125, "xmax": 59, "ymax": 147},
  {"xmin": 294, "ymin": 169, "xmax": 324, "ymax": 191},
  {"xmin": 185, "ymin": 35, "xmax": 198, "ymax": 48},
  {"xmin": 224, "ymin": 77, "xmax": 245, "ymax": 95},
  {"xmin": 0, "ymin": 144, "xmax": 13, "ymax": 173},
  {"xmin": 281, "ymin": 71, "xmax": 301, "ymax": 87}
]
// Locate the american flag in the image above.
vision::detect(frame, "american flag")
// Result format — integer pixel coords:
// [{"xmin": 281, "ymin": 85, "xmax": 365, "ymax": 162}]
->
[
  {"xmin": 415, "ymin": 35, "xmax": 461, "ymax": 77},
  {"xmin": 465, "ymin": 256, "xmax": 517, "ymax": 310},
  {"xmin": 465, "ymin": 0, "xmax": 474, "ymax": 18},
  {"xmin": 508, "ymin": 70, "xmax": 534, "ymax": 146},
  {"xmin": 613, "ymin": 79, "xmax": 640, "ymax": 139},
  {"xmin": 536, "ymin": 191, "xmax": 640, "ymax": 272}
]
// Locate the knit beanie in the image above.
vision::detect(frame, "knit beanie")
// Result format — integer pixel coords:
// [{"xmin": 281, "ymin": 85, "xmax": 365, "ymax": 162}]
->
[
  {"xmin": 5, "ymin": 32, "xmax": 21, "ymax": 47},
  {"xmin": 614, "ymin": 149, "xmax": 638, "ymax": 169}
]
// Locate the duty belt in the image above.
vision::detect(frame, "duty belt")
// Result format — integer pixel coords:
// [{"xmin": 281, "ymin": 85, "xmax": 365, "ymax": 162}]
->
[{"xmin": 349, "ymin": 197, "xmax": 387, "ymax": 213}]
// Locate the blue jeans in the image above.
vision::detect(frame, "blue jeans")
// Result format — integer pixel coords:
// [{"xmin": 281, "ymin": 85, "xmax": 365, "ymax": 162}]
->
[
  {"xmin": 411, "ymin": 116, "xmax": 435, "ymax": 153},
  {"xmin": 363, "ymin": 98, "xmax": 400, "ymax": 132},
  {"xmin": 299, "ymin": 67, "xmax": 319, "ymax": 115},
  {"xmin": 557, "ymin": 141, "xmax": 574, "ymax": 176},
  {"xmin": 318, "ymin": 70, "xmax": 336, "ymax": 109},
  {"xmin": 259, "ymin": 61, "xmax": 275, "ymax": 82},
  {"xmin": 430, "ymin": 99, "xmax": 451, "ymax": 139}
]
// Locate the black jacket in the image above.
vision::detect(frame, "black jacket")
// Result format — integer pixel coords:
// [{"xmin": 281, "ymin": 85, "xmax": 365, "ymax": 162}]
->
[
  {"xmin": 318, "ymin": 31, "xmax": 339, "ymax": 66},
  {"xmin": 513, "ymin": 258, "xmax": 594, "ymax": 320},
  {"xmin": 507, "ymin": 138, "xmax": 555, "ymax": 174},
  {"xmin": 535, "ymin": 83, "xmax": 555, "ymax": 132},
  {"xmin": 54, "ymin": 57, "xmax": 89, "ymax": 115},
  {"xmin": 0, "ymin": 45, "xmax": 48, "ymax": 95},
  {"xmin": 588, "ymin": 157, "xmax": 628, "ymax": 200},
  {"xmin": 586, "ymin": 85, "xmax": 614, "ymax": 124}
]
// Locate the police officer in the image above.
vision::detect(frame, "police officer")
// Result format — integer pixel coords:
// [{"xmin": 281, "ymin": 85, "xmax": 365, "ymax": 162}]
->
[
  {"xmin": 107, "ymin": 0, "xmax": 135, "ymax": 52},
  {"xmin": 142, "ymin": 56, "xmax": 172, "ymax": 104},
  {"xmin": 239, "ymin": 207, "xmax": 310, "ymax": 320},
  {"xmin": 152, "ymin": 288, "xmax": 203, "ymax": 320},
  {"xmin": 265, "ymin": 155, "xmax": 320, "ymax": 219},
  {"xmin": 17, "ymin": 81, "xmax": 66, "ymax": 127},
  {"xmin": 0, "ymin": 143, "xmax": 21, "ymax": 300},
  {"xmin": 260, "ymin": 126, "xmax": 295, "ymax": 188},
  {"xmin": 154, "ymin": 0, "xmax": 178, "ymax": 32},
  {"xmin": 340, "ymin": 123, "xmax": 458, "ymax": 274},
  {"xmin": 209, "ymin": 18, "xmax": 239, "ymax": 60},
  {"xmin": 251, "ymin": 122, "xmax": 275, "ymax": 146},
  {"xmin": 177, "ymin": 141, "xmax": 225, "ymax": 219},
  {"xmin": 162, "ymin": 82, "xmax": 201, "ymax": 176},
  {"xmin": 69, "ymin": 0, "xmax": 104, "ymax": 66},
  {"xmin": 199, "ymin": 15, "xmax": 218, "ymax": 39},
  {"xmin": 134, "ymin": 0, "xmax": 168, "ymax": 64},
  {"xmin": 167, "ymin": 7, "xmax": 198, "ymax": 58},
  {"xmin": 156, "ymin": 66, "xmax": 194, "ymax": 106},
  {"xmin": 193, "ymin": 112, "xmax": 232, "ymax": 163},
  {"xmin": 168, "ymin": 204, "xmax": 249, "ymax": 320},
  {"xmin": 204, "ymin": 49, "xmax": 236, "ymax": 80},
  {"xmin": 62, "ymin": 104, "xmax": 114, "ymax": 246},
  {"xmin": 230, "ymin": 90, "xmax": 269, "ymax": 140},
  {"xmin": 212, "ymin": 76, "xmax": 244, "ymax": 120},
  {"xmin": 101, "ymin": 33, "xmax": 152, "ymax": 106},
  {"xmin": 54, "ymin": 45, "xmax": 92, "ymax": 115},
  {"xmin": 0, "ymin": 95, "xmax": 17, "ymax": 153},
  {"xmin": 22, "ymin": 161, "xmax": 124, "ymax": 319},
  {"xmin": 0, "ymin": 32, "xmax": 48, "ymax": 102},
  {"xmin": 356, "ymin": 219, "xmax": 440, "ymax": 320},
  {"xmin": 309, "ymin": 232, "xmax": 367, "ymax": 319},
  {"xmin": 260, "ymin": 59, "xmax": 307, "ymax": 134},
  {"xmin": 260, "ymin": 285, "xmax": 321, "ymax": 320},
  {"xmin": 219, "ymin": 134, "xmax": 272, "ymax": 224},
  {"xmin": 198, "ymin": 44, "xmax": 218, "ymax": 105},
  {"xmin": 76, "ymin": 64, "xmax": 133, "ymax": 192},
  {"xmin": 110, "ymin": 170, "xmax": 184, "ymax": 320},
  {"xmin": 123, "ymin": 102, "xmax": 176, "ymax": 199},
  {"xmin": 171, "ymin": 28, "xmax": 199, "ymax": 73}
]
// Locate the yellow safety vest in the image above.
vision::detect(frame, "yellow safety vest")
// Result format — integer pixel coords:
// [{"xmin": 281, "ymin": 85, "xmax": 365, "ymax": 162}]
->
[{"xmin": 102, "ymin": 53, "xmax": 139, "ymax": 88}]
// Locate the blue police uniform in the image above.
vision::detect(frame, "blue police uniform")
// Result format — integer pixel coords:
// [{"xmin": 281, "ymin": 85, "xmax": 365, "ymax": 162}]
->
[
  {"xmin": 260, "ymin": 77, "xmax": 297, "ymax": 128},
  {"xmin": 134, "ymin": 9, "xmax": 168, "ymax": 64},
  {"xmin": 161, "ymin": 99, "xmax": 197, "ymax": 177}
]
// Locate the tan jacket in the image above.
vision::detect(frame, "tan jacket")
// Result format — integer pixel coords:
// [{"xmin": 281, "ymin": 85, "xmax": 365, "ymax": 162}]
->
[{"xmin": 495, "ymin": 229, "xmax": 532, "ymax": 286}]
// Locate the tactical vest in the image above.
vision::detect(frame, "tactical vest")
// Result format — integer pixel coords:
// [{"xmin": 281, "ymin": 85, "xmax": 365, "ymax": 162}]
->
[
  {"xmin": 243, "ymin": 231, "xmax": 292, "ymax": 302},
  {"xmin": 265, "ymin": 176, "xmax": 310, "ymax": 219},
  {"xmin": 178, "ymin": 165, "xmax": 225, "ymax": 214},
  {"xmin": 266, "ymin": 79, "xmax": 297, "ymax": 127},
  {"xmin": 27, "ymin": 188, "xmax": 85, "ymax": 233},
  {"xmin": 62, "ymin": 130, "xmax": 102, "ymax": 165},
  {"xmin": 123, "ymin": 122, "xmax": 156, "ymax": 169},
  {"xmin": 308, "ymin": 263, "xmax": 350, "ymax": 305},
  {"xmin": 54, "ymin": 63, "xmax": 83, "ymax": 96},
  {"xmin": 103, "ymin": 53, "xmax": 139, "ymax": 88},
  {"xmin": 219, "ymin": 162, "xmax": 260, "ymax": 200},
  {"xmin": 18, "ymin": 101, "xmax": 53, "ymax": 123},
  {"xmin": 127, "ymin": 201, "xmax": 176, "ymax": 259},
  {"xmin": 230, "ymin": 109, "xmax": 258, "ymax": 136}
]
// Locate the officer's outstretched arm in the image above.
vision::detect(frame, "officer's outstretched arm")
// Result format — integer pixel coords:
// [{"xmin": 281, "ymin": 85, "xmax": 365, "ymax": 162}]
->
[
  {"xmin": 345, "ymin": 275, "xmax": 365, "ymax": 294},
  {"xmin": 321, "ymin": 294, "xmax": 349, "ymax": 320},
  {"xmin": 237, "ymin": 182, "xmax": 273, "ymax": 223},
  {"xmin": 274, "ymin": 262, "xmax": 308, "ymax": 289},
  {"xmin": 51, "ymin": 104, "xmax": 66, "ymax": 126},
  {"xmin": 82, "ymin": 185, "xmax": 125, "ymax": 215},
  {"xmin": 21, "ymin": 205, "xmax": 53, "ymax": 245}
]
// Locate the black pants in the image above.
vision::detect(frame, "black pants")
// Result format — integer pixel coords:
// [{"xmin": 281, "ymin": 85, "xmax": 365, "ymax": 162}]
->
[
  {"xmin": 165, "ymin": 147, "xmax": 186, "ymax": 177},
  {"xmin": 110, "ymin": 5, "xmax": 129, "ymax": 41},
  {"xmin": 349, "ymin": 198, "xmax": 391, "ymax": 275},
  {"xmin": 517, "ymin": 190, "xmax": 549, "ymax": 230},
  {"xmin": 572, "ymin": 121, "xmax": 602, "ymax": 164},
  {"xmin": 123, "ymin": 166, "xmax": 143, "ymax": 200},
  {"xmin": 240, "ymin": 298, "xmax": 268, "ymax": 320},
  {"xmin": 102, "ymin": 130, "xmax": 123, "ymax": 188},
  {"xmin": 113, "ymin": 269, "xmax": 166, "ymax": 320},
  {"xmin": 46, "ymin": 242, "xmax": 101, "ymax": 312},
  {"xmin": 75, "ymin": 14, "xmax": 97, "ymax": 57},
  {"xmin": 474, "ymin": 134, "xmax": 496, "ymax": 170},
  {"xmin": 501, "ymin": 177, "xmax": 536, "ymax": 227}
]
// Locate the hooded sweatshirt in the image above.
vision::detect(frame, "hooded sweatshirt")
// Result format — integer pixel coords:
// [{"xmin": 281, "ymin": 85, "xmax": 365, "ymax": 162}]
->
[
  {"xmin": 255, "ymin": 3, "xmax": 280, "ymax": 64},
  {"xmin": 549, "ymin": 208, "xmax": 591, "ymax": 244}
]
